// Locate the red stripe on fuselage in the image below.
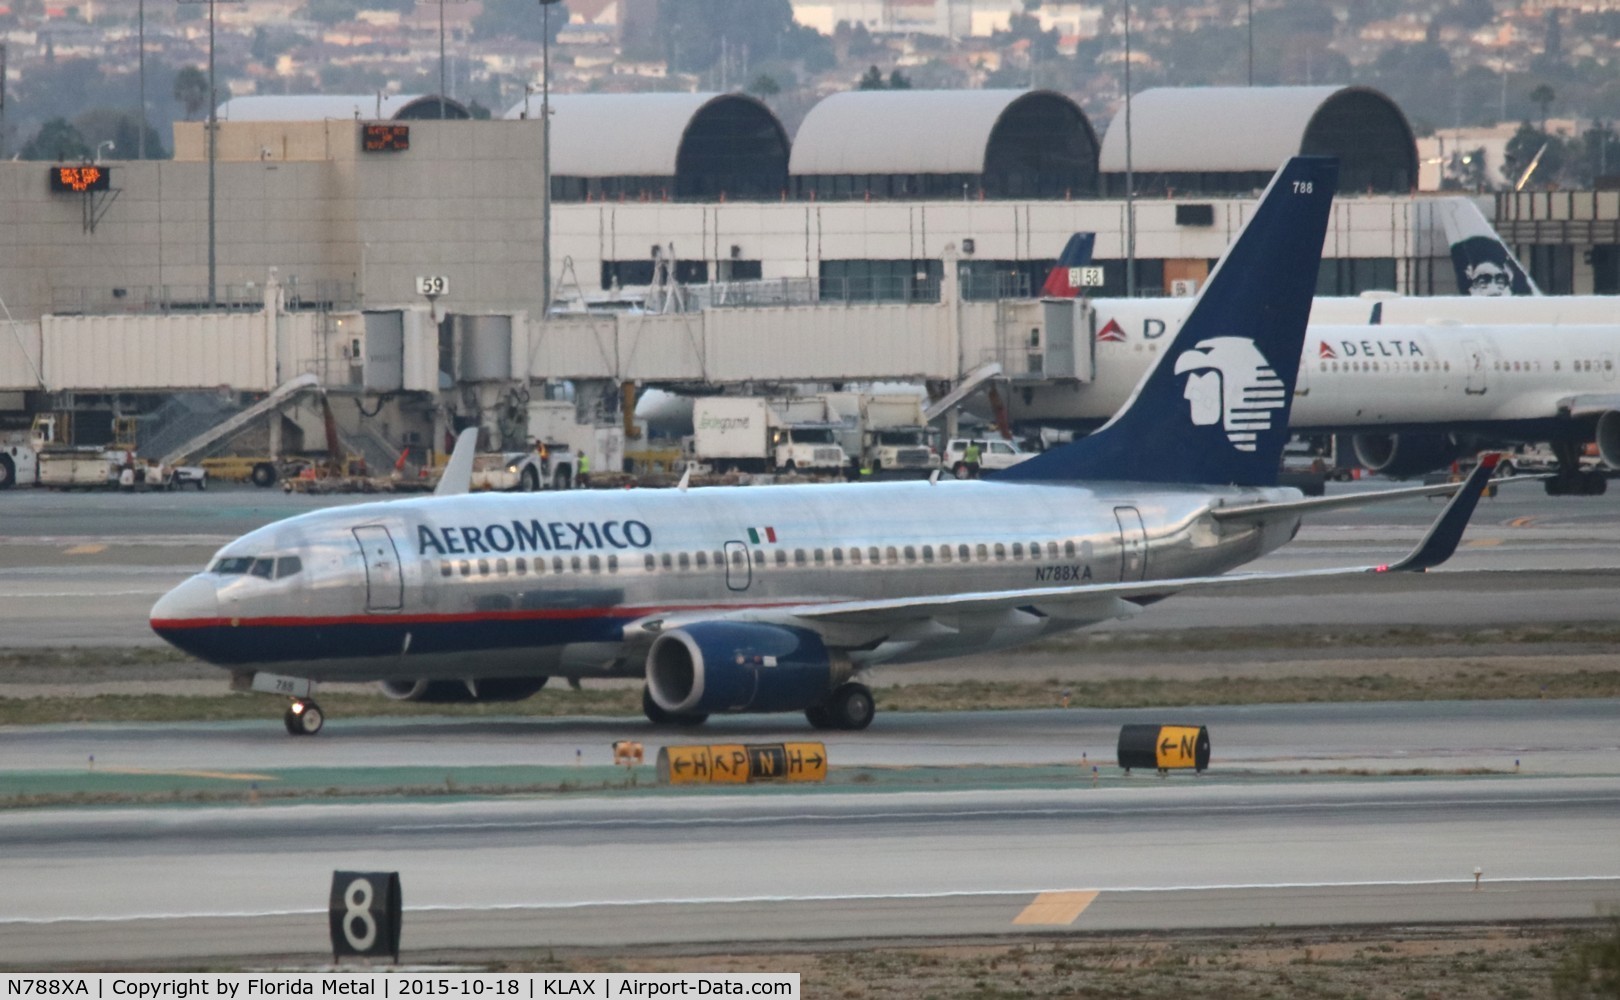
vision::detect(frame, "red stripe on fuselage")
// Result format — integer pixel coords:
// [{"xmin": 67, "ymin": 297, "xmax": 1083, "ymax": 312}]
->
[{"xmin": 149, "ymin": 600, "xmax": 808, "ymax": 631}]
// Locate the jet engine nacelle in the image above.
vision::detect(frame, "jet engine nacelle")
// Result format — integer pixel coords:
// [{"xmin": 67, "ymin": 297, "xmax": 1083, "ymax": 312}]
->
[
  {"xmin": 1351, "ymin": 432, "xmax": 1462, "ymax": 479},
  {"xmin": 378, "ymin": 676, "xmax": 549, "ymax": 703},
  {"xmin": 1594, "ymin": 411, "xmax": 1620, "ymax": 469},
  {"xmin": 645, "ymin": 622, "xmax": 842, "ymax": 715}
]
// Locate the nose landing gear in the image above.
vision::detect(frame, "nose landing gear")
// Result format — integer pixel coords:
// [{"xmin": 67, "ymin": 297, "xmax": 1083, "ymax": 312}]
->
[{"xmin": 283, "ymin": 698, "xmax": 325, "ymax": 735}]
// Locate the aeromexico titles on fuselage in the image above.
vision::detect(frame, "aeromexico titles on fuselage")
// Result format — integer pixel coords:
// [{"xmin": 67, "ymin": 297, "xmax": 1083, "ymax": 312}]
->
[{"xmin": 414, "ymin": 516, "xmax": 654, "ymax": 559}]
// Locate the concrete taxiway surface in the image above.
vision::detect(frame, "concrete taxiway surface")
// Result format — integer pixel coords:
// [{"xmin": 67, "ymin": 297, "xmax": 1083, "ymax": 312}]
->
[{"xmin": 0, "ymin": 702, "xmax": 1617, "ymax": 966}]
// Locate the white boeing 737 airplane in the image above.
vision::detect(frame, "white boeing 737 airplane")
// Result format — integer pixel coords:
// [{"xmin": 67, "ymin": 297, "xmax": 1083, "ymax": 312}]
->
[{"xmin": 150, "ymin": 158, "xmax": 1503, "ymax": 735}]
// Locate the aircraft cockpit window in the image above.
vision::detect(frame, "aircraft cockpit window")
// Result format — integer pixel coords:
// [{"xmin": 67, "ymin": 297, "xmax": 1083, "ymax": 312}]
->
[
  {"xmin": 275, "ymin": 556, "xmax": 303, "ymax": 579},
  {"xmin": 211, "ymin": 556, "xmax": 256, "ymax": 575},
  {"xmin": 250, "ymin": 558, "xmax": 275, "ymax": 579}
]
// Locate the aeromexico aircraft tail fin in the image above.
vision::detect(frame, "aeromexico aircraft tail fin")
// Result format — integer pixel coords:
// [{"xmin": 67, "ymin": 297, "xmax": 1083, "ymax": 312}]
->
[
  {"xmin": 1436, "ymin": 197, "xmax": 1539, "ymax": 296},
  {"xmin": 996, "ymin": 156, "xmax": 1338, "ymax": 486},
  {"xmin": 1039, "ymin": 233, "xmax": 1098, "ymax": 297}
]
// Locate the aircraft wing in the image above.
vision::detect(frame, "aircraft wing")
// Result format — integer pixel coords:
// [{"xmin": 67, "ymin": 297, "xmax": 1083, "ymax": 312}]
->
[{"xmin": 628, "ymin": 455, "xmax": 1501, "ymax": 646}]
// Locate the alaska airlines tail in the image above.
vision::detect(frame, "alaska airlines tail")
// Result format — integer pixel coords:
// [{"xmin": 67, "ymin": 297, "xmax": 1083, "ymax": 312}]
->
[
  {"xmin": 1436, "ymin": 197, "xmax": 1539, "ymax": 297},
  {"xmin": 1039, "ymin": 233, "xmax": 1098, "ymax": 297},
  {"xmin": 996, "ymin": 156, "xmax": 1338, "ymax": 486}
]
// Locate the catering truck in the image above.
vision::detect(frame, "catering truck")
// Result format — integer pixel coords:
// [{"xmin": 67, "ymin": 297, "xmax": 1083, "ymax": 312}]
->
[{"xmin": 690, "ymin": 397, "xmax": 849, "ymax": 474}]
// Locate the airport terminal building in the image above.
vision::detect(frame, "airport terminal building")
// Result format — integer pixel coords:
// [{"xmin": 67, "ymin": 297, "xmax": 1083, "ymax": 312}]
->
[{"xmin": 2, "ymin": 84, "xmax": 1618, "ymax": 453}]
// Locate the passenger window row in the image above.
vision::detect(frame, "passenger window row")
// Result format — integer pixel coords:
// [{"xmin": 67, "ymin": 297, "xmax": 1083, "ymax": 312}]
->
[{"xmin": 433, "ymin": 539, "xmax": 1084, "ymax": 581}]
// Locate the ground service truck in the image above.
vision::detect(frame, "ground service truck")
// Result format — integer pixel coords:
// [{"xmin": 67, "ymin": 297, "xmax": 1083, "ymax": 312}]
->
[{"xmin": 690, "ymin": 397, "xmax": 849, "ymax": 474}]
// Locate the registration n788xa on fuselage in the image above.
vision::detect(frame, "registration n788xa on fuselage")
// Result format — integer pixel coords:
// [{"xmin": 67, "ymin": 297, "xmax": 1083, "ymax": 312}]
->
[{"xmin": 150, "ymin": 157, "xmax": 1502, "ymax": 735}]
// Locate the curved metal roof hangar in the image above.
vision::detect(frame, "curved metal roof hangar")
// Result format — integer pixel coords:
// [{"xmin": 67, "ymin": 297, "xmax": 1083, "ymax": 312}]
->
[
  {"xmin": 217, "ymin": 94, "xmax": 471, "ymax": 120},
  {"xmin": 789, "ymin": 89, "xmax": 1099, "ymax": 199},
  {"xmin": 1097, "ymin": 86, "xmax": 1416, "ymax": 195},
  {"xmin": 503, "ymin": 92, "xmax": 789, "ymax": 201}
]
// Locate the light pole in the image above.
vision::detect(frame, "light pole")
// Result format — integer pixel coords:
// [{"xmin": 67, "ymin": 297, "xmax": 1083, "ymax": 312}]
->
[
  {"xmin": 1123, "ymin": 0, "xmax": 1135, "ymax": 297},
  {"xmin": 179, "ymin": 0, "xmax": 238, "ymax": 308},
  {"xmin": 138, "ymin": 0, "xmax": 147, "ymax": 160},
  {"xmin": 539, "ymin": 0, "xmax": 561, "ymax": 315}
]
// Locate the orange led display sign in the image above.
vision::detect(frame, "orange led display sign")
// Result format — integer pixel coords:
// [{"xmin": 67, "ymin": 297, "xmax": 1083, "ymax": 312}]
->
[
  {"xmin": 50, "ymin": 165, "xmax": 112, "ymax": 193},
  {"xmin": 362, "ymin": 123, "xmax": 410, "ymax": 152}
]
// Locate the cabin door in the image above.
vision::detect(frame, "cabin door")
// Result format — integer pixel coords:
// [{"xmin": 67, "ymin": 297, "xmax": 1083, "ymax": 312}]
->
[
  {"xmin": 723, "ymin": 540, "xmax": 753, "ymax": 591},
  {"xmin": 1462, "ymin": 340, "xmax": 1489, "ymax": 395},
  {"xmin": 1114, "ymin": 506, "xmax": 1147, "ymax": 582},
  {"xmin": 354, "ymin": 525, "xmax": 404, "ymax": 612}
]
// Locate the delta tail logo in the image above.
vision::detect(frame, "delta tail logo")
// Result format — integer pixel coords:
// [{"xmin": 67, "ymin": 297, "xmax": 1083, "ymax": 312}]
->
[
  {"xmin": 1097, "ymin": 318, "xmax": 1127, "ymax": 342},
  {"xmin": 1173, "ymin": 337, "xmax": 1288, "ymax": 452},
  {"xmin": 1319, "ymin": 341, "xmax": 1337, "ymax": 359}
]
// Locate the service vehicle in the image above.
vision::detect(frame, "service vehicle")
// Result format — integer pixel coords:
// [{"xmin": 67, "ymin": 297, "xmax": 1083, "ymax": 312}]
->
[
  {"xmin": 691, "ymin": 397, "xmax": 848, "ymax": 474},
  {"xmin": 943, "ymin": 437, "xmax": 1036, "ymax": 478}
]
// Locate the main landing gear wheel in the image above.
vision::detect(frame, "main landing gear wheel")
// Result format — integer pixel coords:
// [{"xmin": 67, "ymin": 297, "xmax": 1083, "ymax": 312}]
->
[
  {"xmin": 641, "ymin": 686, "xmax": 709, "ymax": 727},
  {"xmin": 826, "ymin": 682, "xmax": 875, "ymax": 731},
  {"xmin": 804, "ymin": 704, "xmax": 834, "ymax": 730},
  {"xmin": 284, "ymin": 698, "xmax": 324, "ymax": 736}
]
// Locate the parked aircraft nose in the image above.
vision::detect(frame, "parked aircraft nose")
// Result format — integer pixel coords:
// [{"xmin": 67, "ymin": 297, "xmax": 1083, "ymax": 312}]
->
[{"xmin": 149, "ymin": 575, "xmax": 220, "ymax": 644}]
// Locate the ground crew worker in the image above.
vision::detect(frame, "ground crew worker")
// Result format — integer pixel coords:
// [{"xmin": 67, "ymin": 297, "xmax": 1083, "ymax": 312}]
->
[
  {"xmin": 577, "ymin": 451, "xmax": 591, "ymax": 488},
  {"xmin": 963, "ymin": 440, "xmax": 982, "ymax": 478}
]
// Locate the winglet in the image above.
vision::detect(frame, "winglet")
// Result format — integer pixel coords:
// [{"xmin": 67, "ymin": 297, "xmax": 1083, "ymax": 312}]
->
[
  {"xmin": 434, "ymin": 427, "xmax": 480, "ymax": 497},
  {"xmin": 1376, "ymin": 454, "xmax": 1499, "ymax": 573}
]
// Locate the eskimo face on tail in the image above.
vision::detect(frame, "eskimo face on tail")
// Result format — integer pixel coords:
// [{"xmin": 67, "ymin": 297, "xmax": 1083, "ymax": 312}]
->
[{"xmin": 1172, "ymin": 337, "xmax": 1287, "ymax": 452}]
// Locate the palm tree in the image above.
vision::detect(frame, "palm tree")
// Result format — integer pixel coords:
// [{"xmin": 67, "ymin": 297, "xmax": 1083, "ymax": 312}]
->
[
  {"xmin": 173, "ymin": 66, "xmax": 210, "ymax": 121},
  {"xmin": 1530, "ymin": 83, "xmax": 1555, "ymax": 132}
]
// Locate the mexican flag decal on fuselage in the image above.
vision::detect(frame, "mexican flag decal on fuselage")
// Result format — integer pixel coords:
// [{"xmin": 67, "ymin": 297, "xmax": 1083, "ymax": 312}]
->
[{"xmin": 746, "ymin": 526, "xmax": 778, "ymax": 544}]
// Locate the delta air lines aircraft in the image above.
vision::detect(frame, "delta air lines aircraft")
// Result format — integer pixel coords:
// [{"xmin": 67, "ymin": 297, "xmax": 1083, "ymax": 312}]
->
[{"xmin": 150, "ymin": 158, "xmax": 1503, "ymax": 735}]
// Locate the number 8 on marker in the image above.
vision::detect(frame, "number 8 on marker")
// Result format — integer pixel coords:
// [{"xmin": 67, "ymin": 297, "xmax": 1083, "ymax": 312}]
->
[{"xmin": 343, "ymin": 878, "xmax": 378, "ymax": 950}]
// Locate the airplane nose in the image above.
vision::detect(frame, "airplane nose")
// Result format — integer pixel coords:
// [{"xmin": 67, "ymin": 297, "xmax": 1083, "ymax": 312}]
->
[{"xmin": 150, "ymin": 575, "xmax": 220, "ymax": 637}]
